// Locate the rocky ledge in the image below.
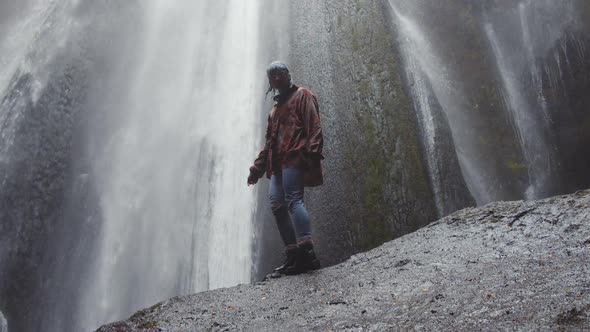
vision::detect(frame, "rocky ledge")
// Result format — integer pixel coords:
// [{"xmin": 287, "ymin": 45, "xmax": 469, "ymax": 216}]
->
[{"xmin": 99, "ymin": 190, "xmax": 590, "ymax": 331}]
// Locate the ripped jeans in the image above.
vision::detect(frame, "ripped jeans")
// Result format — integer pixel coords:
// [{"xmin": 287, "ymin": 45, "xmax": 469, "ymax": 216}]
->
[{"xmin": 269, "ymin": 168, "xmax": 312, "ymax": 246}]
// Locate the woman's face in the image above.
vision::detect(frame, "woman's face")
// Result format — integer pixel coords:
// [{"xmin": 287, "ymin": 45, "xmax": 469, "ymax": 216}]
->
[{"xmin": 268, "ymin": 70, "xmax": 290, "ymax": 91}]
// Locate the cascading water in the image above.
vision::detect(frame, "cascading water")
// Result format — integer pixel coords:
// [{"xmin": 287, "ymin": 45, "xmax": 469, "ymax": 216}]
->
[
  {"xmin": 388, "ymin": 2, "xmax": 490, "ymax": 208},
  {"xmin": 0, "ymin": 1, "xmax": 265, "ymax": 331},
  {"xmin": 0, "ymin": 0, "xmax": 75, "ymax": 157},
  {"xmin": 388, "ymin": 0, "xmax": 590, "ymax": 207},
  {"xmin": 484, "ymin": 20, "xmax": 554, "ymax": 200},
  {"xmin": 481, "ymin": 0, "xmax": 582, "ymax": 199},
  {"xmin": 76, "ymin": 1, "xmax": 262, "ymax": 329},
  {"xmin": 400, "ymin": 57, "xmax": 445, "ymax": 216},
  {"xmin": 0, "ymin": 3, "xmax": 93, "ymax": 331}
]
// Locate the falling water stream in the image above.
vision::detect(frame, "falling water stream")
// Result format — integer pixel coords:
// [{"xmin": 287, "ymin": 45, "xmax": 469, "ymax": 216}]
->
[
  {"xmin": 389, "ymin": 2, "xmax": 493, "ymax": 206},
  {"xmin": 0, "ymin": 1, "xmax": 264, "ymax": 331},
  {"xmin": 482, "ymin": 0, "xmax": 577, "ymax": 199},
  {"xmin": 0, "ymin": 1, "xmax": 75, "ymax": 155},
  {"xmin": 79, "ymin": 1, "xmax": 261, "ymax": 328},
  {"xmin": 388, "ymin": 0, "xmax": 588, "ymax": 207}
]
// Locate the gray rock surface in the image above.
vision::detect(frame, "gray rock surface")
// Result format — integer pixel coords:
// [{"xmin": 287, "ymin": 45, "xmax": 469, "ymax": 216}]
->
[
  {"xmin": 285, "ymin": 0, "xmax": 443, "ymax": 267},
  {"xmin": 98, "ymin": 190, "xmax": 590, "ymax": 331}
]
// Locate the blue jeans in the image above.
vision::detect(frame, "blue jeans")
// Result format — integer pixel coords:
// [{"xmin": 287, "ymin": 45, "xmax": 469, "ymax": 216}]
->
[{"xmin": 269, "ymin": 168, "xmax": 312, "ymax": 246}]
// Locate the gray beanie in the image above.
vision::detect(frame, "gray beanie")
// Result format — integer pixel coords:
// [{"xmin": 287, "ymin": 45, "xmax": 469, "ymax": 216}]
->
[{"xmin": 266, "ymin": 61, "xmax": 290, "ymax": 77}]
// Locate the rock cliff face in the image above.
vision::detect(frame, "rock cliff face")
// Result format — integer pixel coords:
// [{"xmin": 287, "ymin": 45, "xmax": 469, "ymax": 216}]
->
[
  {"xmin": 98, "ymin": 190, "xmax": 590, "ymax": 331},
  {"xmin": 0, "ymin": 4, "xmax": 144, "ymax": 331},
  {"xmin": 282, "ymin": 0, "xmax": 444, "ymax": 268},
  {"xmin": 0, "ymin": 60, "xmax": 90, "ymax": 332},
  {"xmin": 260, "ymin": 0, "xmax": 590, "ymax": 272}
]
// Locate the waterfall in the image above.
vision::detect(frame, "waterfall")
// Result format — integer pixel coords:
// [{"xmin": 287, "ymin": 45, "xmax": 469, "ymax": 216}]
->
[
  {"xmin": 484, "ymin": 22, "xmax": 553, "ymax": 199},
  {"xmin": 0, "ymin": 1, "xmax": 264, "ymax": 331},
  {"xmin": 388, "ymin": 2, "xmax": 489, "ymax": 207},
  {"xmin": 483, "ymin": 0, "xmax": 568, "ymax": 199},
  {"xmin": 77, "ymin": 1, "xmax": 261, "ymax": 329},
  {"xmin": 0, "ymin": 0, "xmax": 75, "ymax": 158},
  {"xmin": 0, "ymin": 3, "xmax": 89, "ymax": 331},
  {"xmin": 389, "ymin": 0, "xmax": 589, "ymax": 205},
  {"xmin": 391, "ymin": 5, "xmax": 443, "ymax": 215},
  {"xmin": 482, "ymin": 0, "xmax": 588, "ymax": 199},
  {"xmin": 401, "ymin": 57, "xmax": 445, "ymax": 216}
]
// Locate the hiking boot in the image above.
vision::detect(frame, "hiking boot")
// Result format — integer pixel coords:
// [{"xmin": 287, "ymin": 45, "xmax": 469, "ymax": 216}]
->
[
  {"xmin": 284, "ymin": 242, "xmax": 321, "ymax": 275},
  {"xmin": 266, "ymin": 247, "xmax": 297, "ymax": 278},
  {"xmin": 301, "ymin": 242, "xmax": 321, "ymax": 271}
]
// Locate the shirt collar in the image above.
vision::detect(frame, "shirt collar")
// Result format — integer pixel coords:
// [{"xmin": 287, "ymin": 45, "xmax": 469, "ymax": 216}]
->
[{"xmin": 273, "ymin": 84, "xmax": 298, "ymax": 104}]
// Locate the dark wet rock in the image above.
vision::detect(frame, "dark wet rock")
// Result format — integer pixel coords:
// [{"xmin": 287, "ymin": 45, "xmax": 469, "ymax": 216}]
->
[
  {"xmin": 556, "ymin": 306, "xmax": 589, "ymax": 327},
  {"xmin": 98, "ymin": 190, "xmax": 590, "ymax": 331},
  {"xmin": 393, "ymin": 259, "xmax": 411, "ymax": 268}
]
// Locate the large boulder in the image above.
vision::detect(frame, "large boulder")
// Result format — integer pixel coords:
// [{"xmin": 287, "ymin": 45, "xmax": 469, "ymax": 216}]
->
[{"xmin": 98, "ymin": 189, "xmax": 590, "ymax": 331}]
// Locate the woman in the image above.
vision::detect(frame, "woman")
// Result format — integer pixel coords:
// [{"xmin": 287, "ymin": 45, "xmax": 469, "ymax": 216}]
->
[{"xmin": 247, "ymin": 61, "xmax": 324, "ymax": 276}]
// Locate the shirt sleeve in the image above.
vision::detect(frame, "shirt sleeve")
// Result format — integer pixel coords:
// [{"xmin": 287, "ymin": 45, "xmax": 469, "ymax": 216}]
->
[
  {"xmin": 251, "ymin": 114, "xmax": 272, "ymax": 177},
  {"xmin": 300, "ymin": 91, "xmax": 324, "ymax": 158}
]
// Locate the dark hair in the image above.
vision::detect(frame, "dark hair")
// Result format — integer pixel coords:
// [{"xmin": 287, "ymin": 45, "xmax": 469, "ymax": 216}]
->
[
  {"xmin": 266, "ymin": 83, "xmax": 275, "ymax": 96},
  {"xmin": 265, "ymin": 61, "xmax": 290, "ymax": 97}
]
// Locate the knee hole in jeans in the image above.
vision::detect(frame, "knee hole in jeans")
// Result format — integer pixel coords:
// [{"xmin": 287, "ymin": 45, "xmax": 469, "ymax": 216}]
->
[
  {"xmin": 287, "ymin": 198, "xmax": 305, "ymax": 214},
  {"xmin": 270, "ymin": 201, "xmax": 287, "ymax": 214}
]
